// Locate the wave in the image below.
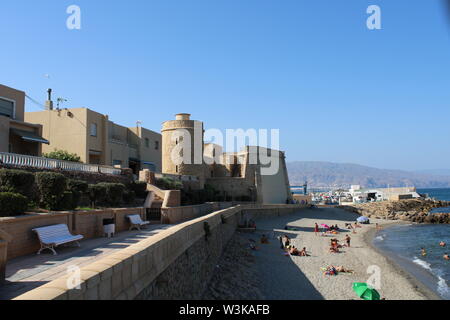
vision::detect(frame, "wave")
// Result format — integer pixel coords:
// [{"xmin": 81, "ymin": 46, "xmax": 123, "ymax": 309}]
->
[
  {"xmin": 375, "ymin": 235, "xmax": 385, "ymax": 242},
  {"xmin": 413, "ymin": 257, "xmax": 432, "ymax": 271},
  {"xmin": 413, "ymin": 257, "xmax": 450, "ymax": 298},
  {"xmin": 437, "ymin": 276, "xmax": 449, "ymax": 297}
]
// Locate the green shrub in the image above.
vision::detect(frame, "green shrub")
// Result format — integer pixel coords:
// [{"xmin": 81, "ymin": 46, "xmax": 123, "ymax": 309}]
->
[
  {"xmin": 35, "ymin": 172, "xmax": 68, "ymax": 210},
  {"xmin": 67, "ymin": 179, "xmax": 88, "ymax": 209},
  {"xmin": 89, "ymin": 183, "xmax": 125, "ymax": 207},
  {"xmin": 101, "ymin": 183, "xmax": 126, "ymax": 206},
  {"xmin": 155, "ymin": 177, "xmax": 183, "ymax": 190},
  {"xmin": 129, "ymin": 181, "xmax": 148, "ymax": 198},
  {"xmin": 58, "ymin": 191, "xmax": 75, "ymax": 211},
  {"xmin": 123, "ymin": 190, "xmax": 136, "ymax": 204},
  {"xmin": 88, "ymin": 184, "xmax": 107, "ymax": 207},
  {"xmin": 0, "ymin": 192, "xmax": 29, "ymax": 217},
  {"xmin": 43, "ymin": 149, "xmax": 81, "ymax": 162},
  {"xmin": 0, "ymin": 169, "xmax": 35, "ymax": 199}
]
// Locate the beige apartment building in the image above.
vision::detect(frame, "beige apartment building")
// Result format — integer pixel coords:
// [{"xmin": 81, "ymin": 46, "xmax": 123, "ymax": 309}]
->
[
  {"xmin": 25, "ymin": 107, "xmax": 162, "ymax": 173},
  {"xmin": 0, "ymin": 84, "xmax": 48, "ymax": 156}
]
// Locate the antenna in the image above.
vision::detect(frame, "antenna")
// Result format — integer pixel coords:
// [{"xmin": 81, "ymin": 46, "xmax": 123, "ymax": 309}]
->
[{"xmin": 56, "ymin": 97, "xmax": 68, "ymax": 109}]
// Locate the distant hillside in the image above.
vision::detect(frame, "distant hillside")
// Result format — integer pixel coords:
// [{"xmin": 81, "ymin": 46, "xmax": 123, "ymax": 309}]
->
[{"xmin": 287, "ymin": 161, "xmax": 450, "ymax": 188}]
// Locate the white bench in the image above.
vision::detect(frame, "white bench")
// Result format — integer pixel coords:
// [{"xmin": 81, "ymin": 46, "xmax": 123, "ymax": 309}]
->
[
  {"xmin": 32, "ymin": 224, "xmax": 84, "ymax": 255},
  {"xmin": 127, "ymin": 214, "xmax": 150, "ymax": 231}
]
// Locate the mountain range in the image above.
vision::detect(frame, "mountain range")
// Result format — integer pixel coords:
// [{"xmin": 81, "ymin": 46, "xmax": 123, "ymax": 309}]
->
[{"xmin": 287, "ymin": 161, "xmax": 450, "ymax": 188}]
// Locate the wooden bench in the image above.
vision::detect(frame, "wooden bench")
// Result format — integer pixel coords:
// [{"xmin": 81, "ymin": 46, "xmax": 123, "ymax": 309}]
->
[
  {"xmin": 32, "ymin": 224, "xmax": 84, "ymax": 255},
  {"xmin": 127, "ymin": 214, "xmax": 150, "ymax": 231}
]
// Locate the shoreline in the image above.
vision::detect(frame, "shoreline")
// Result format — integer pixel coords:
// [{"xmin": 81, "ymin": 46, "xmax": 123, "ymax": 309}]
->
[
  {"xmin": 362, "ymin": 222, "xmax": 442, "ymax": 300},
  {"xmin": 205, "ymin": 207, "xmax": 444, "ymax": 300}
]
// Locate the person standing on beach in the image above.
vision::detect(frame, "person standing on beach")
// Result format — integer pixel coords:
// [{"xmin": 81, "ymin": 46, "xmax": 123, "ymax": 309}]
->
[
  {"xmin": 314, "ymin": 223, "xmax": 319, "ymax": 236},
  {"xmin": 345, "ymin": 235, "xmax": 351, "ymax": 248}
]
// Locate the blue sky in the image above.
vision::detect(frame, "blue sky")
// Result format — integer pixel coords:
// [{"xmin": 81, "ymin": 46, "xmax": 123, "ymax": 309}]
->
[{"xmin": 1, "ymin": 0, "xmax": 449, "ymax": 171}]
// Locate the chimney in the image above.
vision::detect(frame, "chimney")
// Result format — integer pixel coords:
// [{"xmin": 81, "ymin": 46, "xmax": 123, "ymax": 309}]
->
[
  {"xmin": 175, "ymin": 113, "xmax": 191, "ymax": 121},
  {"xmin": 45, "ymin": 88, "xmax": 54, "ymax": 110}
]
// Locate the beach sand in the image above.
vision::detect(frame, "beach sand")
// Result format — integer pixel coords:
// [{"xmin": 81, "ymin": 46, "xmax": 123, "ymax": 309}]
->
[{"xmin": 206, "ymin": 207, "xmax": 440, "ymax": 300}]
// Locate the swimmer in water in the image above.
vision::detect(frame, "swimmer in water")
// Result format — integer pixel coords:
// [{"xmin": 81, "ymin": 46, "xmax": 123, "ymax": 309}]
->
[
  {"xmin": 421, "ymin": 248, "xmax": 427, "ymax": 257},
  {"xmin": 440, "ymin": 241, "xmax": 446, "ymax": 248},
  {"xmin": 444, "ymin": 254, "xmax": 449, "ymax": 261}
]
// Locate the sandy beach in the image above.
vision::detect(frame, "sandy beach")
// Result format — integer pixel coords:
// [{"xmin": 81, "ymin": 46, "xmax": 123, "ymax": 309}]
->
[{"xmin": 206, "ymin": 207, "xmax": 441, "ymax": 300}]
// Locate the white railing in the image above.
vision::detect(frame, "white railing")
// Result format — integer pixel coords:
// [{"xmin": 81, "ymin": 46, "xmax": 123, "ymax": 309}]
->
[{"xmin": 0, "ymin": 152, "xmax": 122, "ymax": 175}]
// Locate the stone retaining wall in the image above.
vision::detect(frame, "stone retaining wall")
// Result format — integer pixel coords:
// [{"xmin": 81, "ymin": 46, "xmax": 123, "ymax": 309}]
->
[
  {"xmin": 13, "ymin": 204, "xmax": 307, "ymax": 300},
  {"xmin": 161, "ymin": 202, "xmax": 233, "ymax": 224}
]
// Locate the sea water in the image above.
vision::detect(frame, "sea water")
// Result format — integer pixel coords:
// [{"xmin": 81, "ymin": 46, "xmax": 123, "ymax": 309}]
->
[{"xmin": 373, "ymin": 188, "xmax": 450, "ymax": 300}]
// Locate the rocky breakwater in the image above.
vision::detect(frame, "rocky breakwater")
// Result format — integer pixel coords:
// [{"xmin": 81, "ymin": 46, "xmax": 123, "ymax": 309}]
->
[{"xmin": 340, "ymin": 199, "xmax": 450, "ymax": 224}]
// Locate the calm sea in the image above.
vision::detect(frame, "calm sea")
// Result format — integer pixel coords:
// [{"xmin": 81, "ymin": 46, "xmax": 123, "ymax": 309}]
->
[{"xmin": 374, "ymin": 188, "xmax": 450, "ymax": 300}]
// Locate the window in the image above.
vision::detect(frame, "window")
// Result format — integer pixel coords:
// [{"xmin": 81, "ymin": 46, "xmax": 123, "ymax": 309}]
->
[
  {"xmin": 155, "ymin": 141, "xmax": 159, "ymax": 150},
  {"xmin": 90, "ymin": 123, "xmax": 97, "ymax": 137},
  {"xmin": 0, "ymin": 97, "xmax": 14, "ymax": 119},
  {"xmin": 145, "ymin": 138, "xmax": 150, "ymax": 148}
]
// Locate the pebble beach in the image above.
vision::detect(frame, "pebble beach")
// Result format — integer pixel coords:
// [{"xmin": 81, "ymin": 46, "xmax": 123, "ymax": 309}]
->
[{"xmin": 205, "ymin": 207, "xmax": 440, "ymax": 300}]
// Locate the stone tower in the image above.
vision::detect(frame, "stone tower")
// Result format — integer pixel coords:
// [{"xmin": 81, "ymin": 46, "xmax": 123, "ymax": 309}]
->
[{"xmin": 161, "ymin": 114, "xmax": 206, "ymax": 187}]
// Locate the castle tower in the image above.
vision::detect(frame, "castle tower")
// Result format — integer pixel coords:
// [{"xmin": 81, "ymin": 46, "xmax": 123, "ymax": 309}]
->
[{"xmin": 161, "ymin": 113, "xmax": 206, "ymax": 187}]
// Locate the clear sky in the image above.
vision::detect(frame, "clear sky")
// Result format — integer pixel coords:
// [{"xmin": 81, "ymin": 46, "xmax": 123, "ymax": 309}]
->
[{"xmin": 1, "ymin": 0, "xmax": 449, "ymax": 171}]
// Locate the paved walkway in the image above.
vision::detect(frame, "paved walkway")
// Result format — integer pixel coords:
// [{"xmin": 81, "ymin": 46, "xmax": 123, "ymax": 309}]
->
[{"xmin": 0, "ymin": 224, "xmax": 171, "ymax": 300}]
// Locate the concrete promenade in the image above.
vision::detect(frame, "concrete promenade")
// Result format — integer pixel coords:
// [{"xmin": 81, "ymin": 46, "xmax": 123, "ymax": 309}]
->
[{"xmin": 0, "ymin": 224, "xmax": 171, "ymax": 300}]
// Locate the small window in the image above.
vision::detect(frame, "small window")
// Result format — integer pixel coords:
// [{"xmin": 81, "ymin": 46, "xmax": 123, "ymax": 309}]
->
[
  {"xmin": 0, "ymin": 97, "xmax": 14, "ymax": 119},
  {"xmin": 145, "ymin": 138, "xmax": 150, "ymax": 148},
  {"xmin": 90, "ymin": 123, "xmax": 97, "ymax": 137},
  {"xmin": 155, "ymin": 141, "xmax": 159, "ymax": 150}
]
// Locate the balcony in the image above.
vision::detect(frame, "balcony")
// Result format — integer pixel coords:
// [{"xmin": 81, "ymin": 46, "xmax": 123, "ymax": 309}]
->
[{"xmin": 0, "ymin": 152, "xmax": 122, "ymax": 175}]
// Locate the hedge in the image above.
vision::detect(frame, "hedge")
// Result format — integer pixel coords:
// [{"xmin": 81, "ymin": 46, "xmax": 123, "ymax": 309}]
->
[
  {"xmin": 35, "ymin": 172, "xmax": 68, "ymax": 210},
  {"xmin": 0, "ymin": 192, "xmax": 29, "ymax": 217},
  {"xmin": 68, "ymin": 179, "xmax": 89, "ymax": 209},
  {"xmin": 0, "ymin": 169, "xmax": 35, "ymax": 200},
  {"xmin": 129, "ymin": 181, "xmax": 148, "ymax": 198},
  {"xmin": 100, "ymin": 183, "xmax": 126, "ymax": 207},
  {"xmin": 88, "ymin": 184, "xmax": 107, "ymax": 207}
]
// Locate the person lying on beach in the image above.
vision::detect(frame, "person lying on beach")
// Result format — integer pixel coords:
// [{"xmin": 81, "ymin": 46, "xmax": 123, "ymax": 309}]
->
[
  {"xmin": 299, "ymin": 247, "xmax": 309, "ymax": 257},
  {"xmin": 335, "ymin": 266, "xmax": 354, "ymax": 273},
  {"xmin": 440, "ymin": 241, "xmax": 446, "ymax": 248},
  {"xmin": 260, "ymin": 234, "xmax": 269, "ymax": 244},
  {"xmin": 323, "ymin": 266, "xmax": 338, "ymax": 276},
  {"xmin": 289, "ymin": 246, "xmax": 300, "ymax": 256},
  {"xmin": 329, "ymin": 246, "xmax": 340, "ymax": 254}
]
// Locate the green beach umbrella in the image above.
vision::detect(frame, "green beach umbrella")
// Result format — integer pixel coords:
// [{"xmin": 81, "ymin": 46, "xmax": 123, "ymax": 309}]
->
[{"xmin": 352, "ymin": 283, "xmax": 381, "ymax": 301}]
